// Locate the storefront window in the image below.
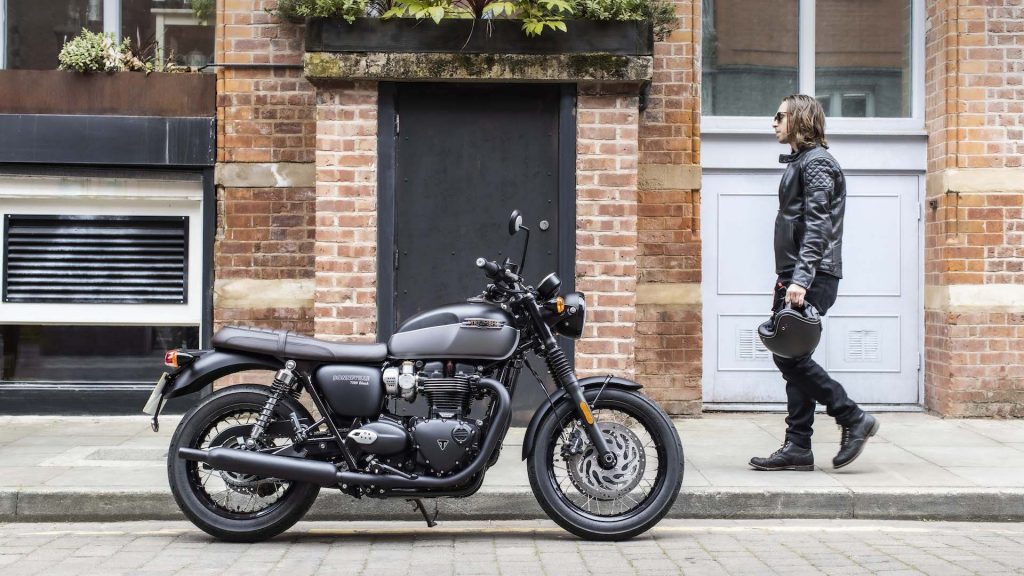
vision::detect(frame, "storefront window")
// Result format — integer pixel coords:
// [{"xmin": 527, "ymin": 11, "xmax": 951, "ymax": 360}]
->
[
  {"xmin": 816, "ymin": 0, "xmax": 912, "ymax": 117},
  {"xmin": 5, "ymin": 0, "xmax": 103, "ymax": 70},
  {"xmin": 701, "ymin": 0, "xmax": 799, "ymax": 117},
  {"xmin": 122, "ymin": 0, "xmax": 214, "ymax": 68},
  {"xmin": 3, "ymin": 0, "xmax": 213, "ymax": 70},
  {"xmin": 0, "ymin": 325, "xmax": 199, "ymax": 384}
]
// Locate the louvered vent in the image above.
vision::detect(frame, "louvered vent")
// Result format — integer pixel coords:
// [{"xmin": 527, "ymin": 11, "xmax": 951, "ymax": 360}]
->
[
  {"xmin": 736, "ymin": 328, "xmax": 770, "ymax": 360},
  {"xmin": 846, "ymin": 330, "xmax": 880, "ymax": 362},
  {"xmin": 3, "ymin": 215, "xmax": 188, "ymax": 304}
]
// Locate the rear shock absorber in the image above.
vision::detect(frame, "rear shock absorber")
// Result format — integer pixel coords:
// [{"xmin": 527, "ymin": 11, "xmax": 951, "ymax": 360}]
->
[{"xmin": 248, "ymin": 360, "xmax": 297, "ymax": 444}]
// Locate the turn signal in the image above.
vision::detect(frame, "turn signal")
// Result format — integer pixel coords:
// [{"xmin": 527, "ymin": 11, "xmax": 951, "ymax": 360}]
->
[
  {"xmin": 555, "ymin": 296, "xmax": 565, "ymax": 314},
  {"xmin": 164, "ymin": 350, "xmax": 180, "ymax": 368}
]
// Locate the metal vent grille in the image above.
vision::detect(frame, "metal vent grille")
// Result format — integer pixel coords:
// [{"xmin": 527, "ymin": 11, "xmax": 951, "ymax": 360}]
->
[
  {"xmin": 846, "ymin": 330, "xmax": 880, "ymax": 362},
  {"xmin": 736, "ymin": 328, "xmax": 770, "ymax": 360},
  {"xmin": 3, "ymin": 215, "xmax": 188, "ymax": 304}
]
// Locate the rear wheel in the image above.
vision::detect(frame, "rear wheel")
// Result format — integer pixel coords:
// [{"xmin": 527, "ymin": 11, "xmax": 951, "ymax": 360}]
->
[
  {"xmin": 527, "ymin": 387, "xmax": 683, "ymax": 541},
  {"xmin": 167, "ymin": 385, "xmax": 320, "ymax": 542}
]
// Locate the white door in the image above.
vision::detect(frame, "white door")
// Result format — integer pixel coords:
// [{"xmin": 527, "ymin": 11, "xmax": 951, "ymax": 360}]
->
[{"xmin": 701, "ymin": 137, "xmax": 923, "ymax": 407}]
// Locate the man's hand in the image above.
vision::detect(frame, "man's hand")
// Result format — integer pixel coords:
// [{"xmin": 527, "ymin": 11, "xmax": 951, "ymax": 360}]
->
[{"xmin": 786, "ymin": 284, "xmax": 807, "ymax": 307}]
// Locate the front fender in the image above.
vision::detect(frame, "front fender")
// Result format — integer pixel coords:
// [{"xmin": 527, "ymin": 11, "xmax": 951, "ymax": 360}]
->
[
  {"xmin": 521, "ymin": 376, "xmax": 642, "ymax": 460},
  {"xmin": 164, "ymin": 350, "xmax": 282, "ymax": 399}
]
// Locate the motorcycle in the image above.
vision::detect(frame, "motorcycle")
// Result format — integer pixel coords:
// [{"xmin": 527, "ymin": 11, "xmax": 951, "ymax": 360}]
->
[{"xmin": 144, "ymin": 210, "xmax": 684, "ymax": 542}]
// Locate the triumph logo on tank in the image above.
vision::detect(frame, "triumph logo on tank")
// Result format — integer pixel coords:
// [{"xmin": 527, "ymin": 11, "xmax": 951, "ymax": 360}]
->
[{"xmin": 437, "ymin": 440, "xmax": 449, "ymax": 451}]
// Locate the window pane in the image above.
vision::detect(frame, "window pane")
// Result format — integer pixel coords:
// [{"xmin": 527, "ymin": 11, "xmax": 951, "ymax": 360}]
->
[
  {"xmin": 6, "ymin": 0, "xmax": 103, "ymax": 69},
  {"xmin": 816, "ymin": 0, "xmax": 912, "ymax": 117},
  {"xmin": 702, "ymin": 0, "xmax": 799, "ymax": 117},
  {"xmin": 122, "ymin": 0, "xmax": 215, "ymax": 68},
  {"xmin": 0, "ymin": 325, "xmax": 199, "ymax": 384}
]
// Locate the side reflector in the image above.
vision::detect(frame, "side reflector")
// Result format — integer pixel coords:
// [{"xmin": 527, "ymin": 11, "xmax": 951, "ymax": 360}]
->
[{"xmin": 579, "ymin": 401, "xmax": 594, "ymax": 425}]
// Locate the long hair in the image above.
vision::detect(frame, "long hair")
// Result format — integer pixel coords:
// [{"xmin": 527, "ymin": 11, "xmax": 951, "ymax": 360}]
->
[{"xmin": 783, "ymin": 94, "xmax": 828, "ymax": 150}]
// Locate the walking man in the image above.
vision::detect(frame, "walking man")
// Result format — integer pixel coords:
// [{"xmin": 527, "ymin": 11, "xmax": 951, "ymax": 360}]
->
[{"xmin": 749, "ymin": 94, "xmax": 879, "ymax": 471}]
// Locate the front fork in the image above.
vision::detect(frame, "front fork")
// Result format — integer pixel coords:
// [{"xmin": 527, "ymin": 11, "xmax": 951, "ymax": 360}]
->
[{"xmin": 524, "ymin": 296, "xmax": 617, "ymax": 470}]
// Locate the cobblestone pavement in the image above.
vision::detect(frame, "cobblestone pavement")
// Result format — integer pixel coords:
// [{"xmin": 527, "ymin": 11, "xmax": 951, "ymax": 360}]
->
[{"xmin": 1, "ymin": 519, "xmax": 1023, "ymax": 576}]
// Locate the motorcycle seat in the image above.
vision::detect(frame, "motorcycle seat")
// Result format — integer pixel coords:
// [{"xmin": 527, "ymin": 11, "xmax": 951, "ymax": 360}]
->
[{"xmin": 212, "ymin": 326, "xmax": 388, "ymax": 363}]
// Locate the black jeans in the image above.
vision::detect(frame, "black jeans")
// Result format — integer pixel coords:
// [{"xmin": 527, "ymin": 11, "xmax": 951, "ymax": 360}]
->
[{"xmin": 772, "ymin": 273, "xmax": 863, "ymax": 449}]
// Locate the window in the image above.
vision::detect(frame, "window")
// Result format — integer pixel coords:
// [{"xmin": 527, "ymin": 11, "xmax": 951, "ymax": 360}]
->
[
  {"xmin": 703, "ymin": 0, "xmax": 916, "ymax": 120},
  {"xmin": 3, "ymin": 0, "xmax": 213, "ymax": 70}
]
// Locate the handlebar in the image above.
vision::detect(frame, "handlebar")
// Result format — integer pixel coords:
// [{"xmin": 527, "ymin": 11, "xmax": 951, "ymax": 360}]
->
[{"xmin": 476, "ymin": 257, "xmax": 520, "ymax": 284}]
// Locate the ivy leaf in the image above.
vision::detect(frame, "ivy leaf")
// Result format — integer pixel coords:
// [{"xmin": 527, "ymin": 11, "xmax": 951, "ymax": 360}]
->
[{"xmin": 428, "ymin": 5, "xmax": 445, "ymax": 22}]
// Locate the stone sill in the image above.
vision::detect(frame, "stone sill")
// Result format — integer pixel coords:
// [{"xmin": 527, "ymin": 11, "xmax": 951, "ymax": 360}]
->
[{"xmin": 304, "ymin": 51, "xmax": 652, "ymax": 86}]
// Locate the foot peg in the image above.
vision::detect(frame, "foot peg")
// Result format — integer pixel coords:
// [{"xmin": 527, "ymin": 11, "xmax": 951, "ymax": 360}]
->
[{"xmin": 407, "ymin": 498, "xmax": 438, "ymax": 528}]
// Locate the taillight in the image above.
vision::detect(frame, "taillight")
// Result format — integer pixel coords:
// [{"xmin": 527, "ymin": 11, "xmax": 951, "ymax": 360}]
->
[{"xmin": 164, "ymin": 350, "xmax": 196, "ymax": 369}]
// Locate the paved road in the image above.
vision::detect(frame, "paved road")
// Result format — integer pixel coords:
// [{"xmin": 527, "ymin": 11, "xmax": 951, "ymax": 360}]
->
[{"xmin": 1, "ymin": 519, "xmax": 1023, "ymax": 575}]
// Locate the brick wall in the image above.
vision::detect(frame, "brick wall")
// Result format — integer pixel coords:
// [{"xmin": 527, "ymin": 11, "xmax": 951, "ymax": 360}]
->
[
  {"xmin": 635, "ymin": 0, "xmax": 703, "ymax": 415},
  {"xmin": 214, "ymin": 3, "xmax": 318, "ymax": 340},
  {"xmin": 575, "ymin": 92, "xmax": 640, "ymax": 380},
  {"xmin": 923, "ymin": 0, "xmax": 1024, "ymax": 417},
  {"xmin": 312, "ymin": 83, "xmax": 380, "ymax": 343}
]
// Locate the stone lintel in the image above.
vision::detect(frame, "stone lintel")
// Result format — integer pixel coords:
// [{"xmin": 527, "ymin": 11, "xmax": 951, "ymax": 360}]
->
[
  {"xmin": 304, "ymin": 52, "xmax": 652, "ymax": 86},
  {"xmin": 638, "ymin": 164, "xmax": 702, "ymax": 191},
  {"xmin": 215, "ymin": 279, "xmax": 315, "ymax": 309},
  {"xmin": 637, "ymin": 283, "xmax": 702, "ymax": 305},
  {"xmin": 925, "ymin": 284, "xmax": 1024, "ymax": 312},
  {"xmin": 926, "ymin": 168, "xmax": 1024, "ymax": 198},
  {"xmin": 216, "ymin": 162, "xmax": 316, "ymax": 188}
]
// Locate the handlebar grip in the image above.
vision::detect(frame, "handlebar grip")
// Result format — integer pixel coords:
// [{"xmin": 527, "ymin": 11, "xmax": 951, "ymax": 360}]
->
[{"xmin": 476, "ymin": 258, "xmax": 501, "ymax": 278}]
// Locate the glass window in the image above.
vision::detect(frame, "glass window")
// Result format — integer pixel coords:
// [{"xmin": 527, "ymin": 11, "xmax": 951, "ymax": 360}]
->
[
  {"xmin": 122, "ymin": 0, "xmax": 214, "ymax": 68},
  {"xmin": 5, "ymin": 0, "xmax": 103, "ymax": 69},
  {"xmin": 816, "ymin": 0, "xmax": 912, "ymax": 117},
  {"xmin": 702, "ymin": 0, "xmax": 799, "ymax": 117},
  {"xmin": 0, "ymin": 325, "xmax": 199, "ymax": 384}
]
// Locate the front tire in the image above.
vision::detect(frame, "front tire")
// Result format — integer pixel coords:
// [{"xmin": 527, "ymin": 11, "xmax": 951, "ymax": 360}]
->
[
  {"xmin": 167, "ymin": 385, "xmax": 321, "ymax": 542},
  {"xmin": 527, "ymin": 387, "xmax": 683, "ymax": 541}
]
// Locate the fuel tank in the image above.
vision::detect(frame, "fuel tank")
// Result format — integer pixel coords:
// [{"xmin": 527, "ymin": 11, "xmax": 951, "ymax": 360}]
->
[{"xmin": 389, "ymin": 302, "xmax": 519, "ymax": 361}]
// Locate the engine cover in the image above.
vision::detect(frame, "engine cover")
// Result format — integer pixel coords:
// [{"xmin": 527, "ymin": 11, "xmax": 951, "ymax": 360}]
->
[{"xmin": 412, "ymin": 418, "xmax": 479, "ymax": 474}]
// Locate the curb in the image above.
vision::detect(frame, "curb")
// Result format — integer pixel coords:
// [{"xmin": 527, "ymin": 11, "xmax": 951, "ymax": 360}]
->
[{"xmin": 4, "ymin": 488, "xmax": 1024, "ymax": 523}]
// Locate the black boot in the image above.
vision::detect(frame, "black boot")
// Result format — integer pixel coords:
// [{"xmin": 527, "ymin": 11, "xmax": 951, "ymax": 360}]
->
[
  {"xmin": 749, "ymin": 441, "xmax": 814, "ymax": 471},
  {"xmin": 833, "ymin": 413, "xmax": 879, "ymax": 469}
]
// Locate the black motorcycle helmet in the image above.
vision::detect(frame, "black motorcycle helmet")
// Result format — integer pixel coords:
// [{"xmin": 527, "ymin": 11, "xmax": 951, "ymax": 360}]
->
[{"xmin": 757, "ymin": 302, "xmax": 822, "ymax": 359}]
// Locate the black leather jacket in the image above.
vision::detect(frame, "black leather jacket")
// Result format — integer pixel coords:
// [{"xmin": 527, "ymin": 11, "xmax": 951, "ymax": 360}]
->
[{"xmin": 775, "ymin": 145, "xmax": 845, "ymax": 288}]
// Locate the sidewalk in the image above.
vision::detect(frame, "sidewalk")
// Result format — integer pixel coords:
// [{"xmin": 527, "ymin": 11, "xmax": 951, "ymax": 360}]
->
[{"xmin": 2, "ymin": 412, "xmax": 1023, "ymax": 523}]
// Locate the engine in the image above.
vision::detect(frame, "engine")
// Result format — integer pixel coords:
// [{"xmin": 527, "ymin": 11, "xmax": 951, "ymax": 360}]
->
[{"xmin": 346, "ymin": 361, "xmax": 482, "ymax": 477}]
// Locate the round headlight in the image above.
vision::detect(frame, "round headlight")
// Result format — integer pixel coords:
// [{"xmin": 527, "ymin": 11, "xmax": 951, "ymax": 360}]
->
[
  {"xmin": 537, "ymin": 273, "xmax": 561, "ymax": 300},
  {"xmin": 555, "ymin": 292, "xmax": 586, "ymax": 339}
]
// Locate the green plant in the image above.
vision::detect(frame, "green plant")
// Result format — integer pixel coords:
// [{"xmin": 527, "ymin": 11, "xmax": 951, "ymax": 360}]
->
[
  {"xmin": 383, "ymin": 0, "xmax": 571, "ymax": 34},
  {"xmin": 191, "ymin": 0, "xmax": 215, "ymax": 24},
  {"xmin": 571, "ymin": 0, "xmax": 677, "ymax": 40},
  {"xmin": 273, "ymin": 0, "xmax": 373, "ymax": 23},
  {"xmin": 57, "ymin": 29, "xmax": 153, "ymax": 73}
]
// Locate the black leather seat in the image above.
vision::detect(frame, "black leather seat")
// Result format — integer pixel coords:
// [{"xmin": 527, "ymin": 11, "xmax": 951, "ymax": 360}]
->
[{"xmin": 212, "ymin": 326, "xmax": 388, "ymax": 362}]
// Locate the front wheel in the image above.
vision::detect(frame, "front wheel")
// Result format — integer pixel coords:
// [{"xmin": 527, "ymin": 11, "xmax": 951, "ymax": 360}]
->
[{"xmin": 527, "ymin": 387, "xmax": 683, "ymax": 541}]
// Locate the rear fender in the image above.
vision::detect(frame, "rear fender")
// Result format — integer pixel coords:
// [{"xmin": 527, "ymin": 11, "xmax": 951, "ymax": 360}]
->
[
  {"xmin": 164, "ymin": 350, "xmax": 282, "ymax": 399},
  {"xmin": 520, "ymin": 376, "xmax": 642, "ymax": 460}
]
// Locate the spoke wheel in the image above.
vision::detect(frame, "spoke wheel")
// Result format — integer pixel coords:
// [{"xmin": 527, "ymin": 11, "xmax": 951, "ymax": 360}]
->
[
  {"xmin": 527, "ymin": 387, "xmax": 683, "ymax": 541},
  {"xmin": 168, "ymin": 385, "xmax": 321, "ymax": 542}
]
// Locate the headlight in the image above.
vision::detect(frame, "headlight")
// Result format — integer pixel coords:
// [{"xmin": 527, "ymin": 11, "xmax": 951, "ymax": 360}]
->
[{"xmin": 554, "ymin": 292, "xmax": 586, "ymax": 339}]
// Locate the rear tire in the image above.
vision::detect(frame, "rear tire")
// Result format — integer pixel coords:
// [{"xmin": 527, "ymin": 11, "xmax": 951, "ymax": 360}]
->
[
  {"xmin": 167, "ymin": 385, "xmax": 320, "ymax": 542},
  {"xmin": 527, "ymin": 387, "xmax": 683, "ymax": 541}
]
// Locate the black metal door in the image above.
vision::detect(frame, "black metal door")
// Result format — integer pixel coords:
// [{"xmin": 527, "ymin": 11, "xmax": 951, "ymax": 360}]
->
[{"xmin": 379, "ymin": 83, "xmax": 575, "ymax": 424}]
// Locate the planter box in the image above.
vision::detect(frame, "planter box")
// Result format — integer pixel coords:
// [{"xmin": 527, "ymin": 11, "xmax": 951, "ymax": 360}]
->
[
  {"xmin": 0, "ymin": 71, "xmax": 216, "ymax": 117},
  {"xmin": 305, "ymin": 18, "xmax": 654, "ymax": 57}
]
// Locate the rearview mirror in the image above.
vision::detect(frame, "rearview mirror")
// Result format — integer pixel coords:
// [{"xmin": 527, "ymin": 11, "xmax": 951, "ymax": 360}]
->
[{"xmin": 508, "ymin": 210, "xmax": 523, "ymax": 236}]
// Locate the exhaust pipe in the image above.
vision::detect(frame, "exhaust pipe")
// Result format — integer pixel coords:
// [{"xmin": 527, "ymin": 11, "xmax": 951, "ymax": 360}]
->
[
  {"xmin": 178, "ymin": 447, "xmax": 339, "ymax": 486},
  {"xmin": 177, "ymin": 377, "xmax": 511, "ymax": 490}
]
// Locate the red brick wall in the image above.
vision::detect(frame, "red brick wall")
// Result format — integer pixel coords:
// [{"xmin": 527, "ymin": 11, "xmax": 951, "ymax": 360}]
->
[
  {"xmin": 636, "ymin": 0, "xmax": 703, "ymax": 415},
  {"xmin": 214, "ymin": 3, "xmax": 318, "ymax": 337},
  {"xmin": 312, "ymin": 82, "xmax": 380, "ymax": 343},
  {"xmin": 923, "ymin": 0, "xmax": 1024, "ymax": 416}
]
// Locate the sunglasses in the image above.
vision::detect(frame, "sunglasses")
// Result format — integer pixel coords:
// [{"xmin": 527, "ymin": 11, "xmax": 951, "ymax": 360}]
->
[{"xmin": 773, "ymin": 111, "xmax": 788, "ymax": 123}]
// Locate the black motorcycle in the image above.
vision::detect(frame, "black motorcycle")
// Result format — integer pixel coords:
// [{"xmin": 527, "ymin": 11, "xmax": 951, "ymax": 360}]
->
[{"xmin": 144, "ymin": 210, "xmax": 684, "ymax": 542}]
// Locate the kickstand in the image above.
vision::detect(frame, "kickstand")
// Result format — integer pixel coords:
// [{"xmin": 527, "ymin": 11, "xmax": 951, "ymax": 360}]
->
[{"xmin": 407, "ymin": 498, "xmax": 439, "ymax": 528}]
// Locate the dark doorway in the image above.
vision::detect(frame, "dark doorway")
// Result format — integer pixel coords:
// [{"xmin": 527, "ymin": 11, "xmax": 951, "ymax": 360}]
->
[{"xmin": 378, "ymin": 82, "xmax": 576, "ymax": 425}]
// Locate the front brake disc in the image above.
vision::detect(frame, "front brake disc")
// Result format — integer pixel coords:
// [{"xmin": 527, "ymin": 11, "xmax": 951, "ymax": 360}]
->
[{"xmin": 565, "ymin": 421, "xmax": 646, "ymax": 500}]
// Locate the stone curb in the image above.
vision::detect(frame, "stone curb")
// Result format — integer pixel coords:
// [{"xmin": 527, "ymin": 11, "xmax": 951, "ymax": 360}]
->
[{"xmin": 4, "ymin": 488, "xmax": 1024, "ymax": 523}]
